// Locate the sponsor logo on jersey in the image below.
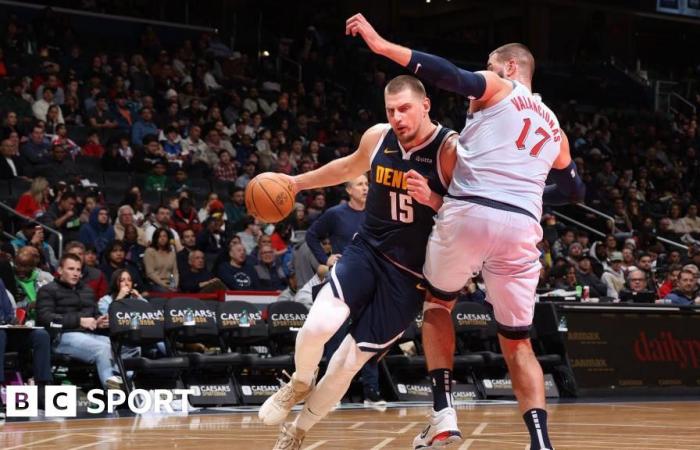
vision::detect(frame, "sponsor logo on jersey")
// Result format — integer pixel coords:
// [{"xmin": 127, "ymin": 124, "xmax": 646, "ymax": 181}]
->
[
  {"xmin": 383, "ymin": 147, "xmax": 399, "ymax": 154},
  {"xmin": 414, "ymin": 156, "xmax": 433, "ymax": 164},
  {"xmin": 375, "ymin": 165, "xmax": 408, "ymax": 190}
]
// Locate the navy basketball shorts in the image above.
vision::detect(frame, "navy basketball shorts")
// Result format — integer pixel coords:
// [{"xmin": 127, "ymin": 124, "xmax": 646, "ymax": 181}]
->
[{"xmin": 328, "ymin": 236, "xmax": 424, "ymax": 353}]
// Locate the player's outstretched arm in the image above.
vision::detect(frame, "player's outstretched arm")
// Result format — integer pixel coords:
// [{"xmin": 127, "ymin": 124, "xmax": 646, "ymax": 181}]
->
[
  {"xmin": 543, "ymin": 132, "xmax": 586, "ymax": 205},
  {"xmin": 288, "ymin": 124, "xmax": 385, "ymax": 193},
  {"xmin": 346, "ymin": 13, "xmax": 508, "ymax": 102}
]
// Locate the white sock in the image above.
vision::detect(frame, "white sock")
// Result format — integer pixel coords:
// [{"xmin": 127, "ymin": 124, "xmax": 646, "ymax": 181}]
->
[
  {"xmin": 294, "ymin": 335, "xmax": 374, "ymax": 431},
  {"xmin": 294, "ymin": 283, "xmax": 349, "ymax": 386}
]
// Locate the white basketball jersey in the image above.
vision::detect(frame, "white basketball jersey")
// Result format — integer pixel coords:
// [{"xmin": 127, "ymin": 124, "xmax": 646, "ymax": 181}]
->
[{"xmin": 449, "ymin": 80, "xmax": 562, "ymax": 219}]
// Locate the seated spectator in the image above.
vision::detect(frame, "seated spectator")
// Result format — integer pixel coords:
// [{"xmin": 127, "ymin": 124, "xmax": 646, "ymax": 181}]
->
[
  {"xmin": 0, "ymin": 137, "xmax": 25, "ymax": 179},
  {"xmin": 205, "ymin": 128, "xmax": 234, "ymax": 159},
  {"xmin": 114, "ymin": 205, "xmax": 148, "ymax": 246},
  {"xmin": 213, "ymin": 149, "xmax": 237, "ymax": 182},
  {"xmin": 81, "ymin": 131, "xmax": 105, "ymax": 158},
  {"xmin": 99, "ymin": 240, "xmax": 145, "ymax": 291},
  {"xmin": 0, "ymin": 277, "xmax": 52, "ymax": 399},
  {"xmin": 143, "ymin": 228, "xmax": 179, "ymax": 292},
  {"xmin": 145, "ymin": 161, "xmax": 168, "ymax": 192},
  {"xmin": 180, "ymin": 250, "xmax": 225, "ymax": 293},
  {"xmin": 176, "ymin": 228, "xmax": 198, "ymax": 275},
  {"xmin": 636, "ymin": 252, "xmax": 658, "ymax": 291},
  {"xmin": 552, "ymin": 228, "xmax": 575, "ymax": 259},
  {"xmin": 78, "ymin": 193, "xmax": 98, "ymax": 225},
  {"xmin": 681, "ymin": 204, "xmax": 700, "ymax": 236},
  {"xmin": 168, "ymin": 168, "xmax": 190, "ymax": 192},
  {"xmin": 236, "ymin": 215, "xmax": 261, "ymax": 255},
  {"xmin": 38, "ymin": 191, "xmax": 81, "ymax": 246},
  {"xmin": 619, "ymin": 269, "xmax": 658, "ymax": 303},
  {"xmin": 658, "ymin": 269, "xmax": 698, "ymax": 305},
  {"xmin": 32, "ymin": 88, "xmax": 63, "ymax": 123},
  {"xmin": 79, "ymin": 207, "xmax": 115, "ymax": 257},
  {"xmin": 254, "ymin": 244, "xmax": 287, "ymax": 290},
  {"xmin": 554, "ymin": 265, "xmax": 578, "ymax": 291},
  {"xmin": 601, "ymin": 251, "xmax": 626, "ymax": 300},
  {"xmin": 196, "ymin": 212, "xmax": 226, "ymax": 255},
  {"xmin": 123, "ymin": 224, "xmax": 147, "ymax": 270},
  {"xmin": 225, "ymin": 187, "xmax": 247, "ymax": 231},
  {"xmin": 144, "ymin": 205, "xmax": 182, "ymax": 249},
  {"xmin": 658, "ymin": 264, "xmax": 682, "ymax": 299},
  {"xmin": 575, "ymin": 256, "xmax": 607, "ymax": 298},
  {"xmin": 37, "ymin": 254, "xmax": 121, "ymax": 389},
  {"xmin": 63, "ymin": 241, "xmax": 108, "ymax": 299},
  {"xmin": 131, "ymin": 107, "xmax": 159, "ymax": 147},
  {"xmin": 217, "ymin": 241, "xmax": 260, "ymax": 290},
  {"xmin": 197, "ymin": 194, "xmax": 226, "ymax": 223},
  {"xmin": 171, "ymin": 197, "xmax": 202, "ymax": 236},
  {"xmin": 234, "ymin": 161, "xmax": 256, "ymax": 189},
  {"xmin": 37, "ymin": 144, "xmax": 80, "ymax": 185},
  {"xmin": 134, "ymin": 135, "xmax": 167, "ymax": 172},
  {"xmin": 87, "ymin": 95, "xmax": 118, "ymax": 130},
  {"xmin": 11, "ymin": 221, "xmax": 57, "ymax": 270},
  {"xmin": 98, "ymin": 268, "xmax": 147, "ymax": 315},
  {"xmin": 45, "ymin": 105, "xmax": 64, "ymax": 135},
  {"xmin": 13, "ymin": 246, "xmax": 54, "ymax": 324},
  {"xmin": 51, "ymin": 124, "xmax": 80, "ymax": 158},
  {"xmin": 84, "ymin": 245, "xmax": 99, "ymax": 268},
  {"xmin": 160, "ymin": 126, "xmax": 183, "ymax": 160},
  {"xmin": 20, "ymin": 124, "xmax": 51, "ymax": 170},
  {"xmin": 15, "ymin": 177, "xmax": 50, "ymax": 219},
  {"xmin": 620, "ymin": 247, "xmax": 637, "ymax": 276},
  {"xmin": 187, "ymin": 125, "xmax": 217, "ymax": 171},
  {"xmin": 102, "ymin": 135, "xmax": 134, "ymax": 171}
]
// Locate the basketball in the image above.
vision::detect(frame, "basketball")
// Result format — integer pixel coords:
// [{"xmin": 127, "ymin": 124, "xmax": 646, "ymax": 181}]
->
[{"xmin": 245, "ymin": 172, "xmax": 295, "ymax": 223}]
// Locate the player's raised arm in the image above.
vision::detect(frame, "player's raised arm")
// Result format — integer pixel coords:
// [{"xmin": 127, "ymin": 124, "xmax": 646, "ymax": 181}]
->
[
  {"xmin": 542, "ymin": 132, "xmax": 586, "ymax": 205},
  {"xmin": 289, "ymin": 124, "xmax": 385, "ymax": 193},
  {"xmin": 346, "ymin": 13, "xmax": 508, "ymax": 102}
]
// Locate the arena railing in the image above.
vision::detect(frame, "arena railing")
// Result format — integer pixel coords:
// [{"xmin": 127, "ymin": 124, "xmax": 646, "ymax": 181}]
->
[
  {"xmin": 554, "ymin": 203, "xmax": 687, "ymax": 251},
  {"xmin": 0, "ymin": 201, "xmax": 63, "ymax": 258}
]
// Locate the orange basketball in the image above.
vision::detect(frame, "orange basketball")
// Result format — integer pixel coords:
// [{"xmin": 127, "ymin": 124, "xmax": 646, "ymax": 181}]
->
[{"xmin": 245, "ymin": 172, "xmax": 295, "ymax": 223}]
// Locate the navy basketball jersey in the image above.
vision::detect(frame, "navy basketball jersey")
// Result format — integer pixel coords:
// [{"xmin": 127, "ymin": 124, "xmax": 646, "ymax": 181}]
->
[{"xmin": 359, "ymin": 123, "xmax": 455, "ymax": 276}]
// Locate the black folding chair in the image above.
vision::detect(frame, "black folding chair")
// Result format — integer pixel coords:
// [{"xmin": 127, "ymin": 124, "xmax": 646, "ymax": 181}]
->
[{"xmin": 108, "ymin": 298, "xmax": 189, "ymax": 395}]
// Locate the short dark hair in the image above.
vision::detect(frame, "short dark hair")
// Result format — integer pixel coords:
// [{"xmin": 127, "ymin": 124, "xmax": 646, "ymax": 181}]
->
[
  {"xmin": 490, "ymin": 42, "xmax": 535, "ymax": 78},
  {"xmin": 60, "ymin": 192, "xmax": 77, "ymax": 202},
  {"xmin": 59, "ymin": 253, "xmax": 82, "ymax": 267},
  {"xmin": 384, "ymin": 75, "xmax": 426, "ymax": 98}
]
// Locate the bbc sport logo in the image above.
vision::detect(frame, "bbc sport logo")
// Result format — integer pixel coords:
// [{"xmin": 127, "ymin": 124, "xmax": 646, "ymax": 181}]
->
[{"xmin": 5, "ymin": 386, "xmax": 195, "ymax": 417}]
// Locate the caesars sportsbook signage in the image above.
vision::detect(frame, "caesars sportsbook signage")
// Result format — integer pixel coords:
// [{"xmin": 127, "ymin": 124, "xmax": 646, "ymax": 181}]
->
[{"xmin": 564, "ymin": 309, "xmax": 700, "ymax": 391}]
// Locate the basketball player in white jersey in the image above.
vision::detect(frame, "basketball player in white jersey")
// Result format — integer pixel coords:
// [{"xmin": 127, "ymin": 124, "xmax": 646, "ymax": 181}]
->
[{"xmin": 348, "ymin": 13, "xmax": 585, "ymax": 450}]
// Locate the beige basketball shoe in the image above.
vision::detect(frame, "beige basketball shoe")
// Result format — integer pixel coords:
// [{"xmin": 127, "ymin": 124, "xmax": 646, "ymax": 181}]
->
[
  {"xmin": 272, "ymin": 423, "xmax": 306, "ymax": 450},
  {"xmin": 258, "ymin": 371, "xmax": 316, "ymax": 426}
]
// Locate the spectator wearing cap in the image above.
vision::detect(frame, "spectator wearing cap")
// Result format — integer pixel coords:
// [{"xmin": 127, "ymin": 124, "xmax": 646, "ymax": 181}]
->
[
  {"xmin": 575, "ymin": 256, "xmax": 607, "ymax": 298},
  {"xmin": 601, "ymin": 251, "xmax": 626, "ymax": 299},
  {"xmin": 658, "ymin": 269, "xmax": 698, "ymax": 305},
  {"xmin": 197, "ymin": 194, "xmax": 226, "ymax": 223}
]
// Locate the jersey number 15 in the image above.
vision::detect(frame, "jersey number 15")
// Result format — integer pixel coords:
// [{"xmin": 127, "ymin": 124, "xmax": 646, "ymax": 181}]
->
[
  {"xmin": 389, "ymin": 191, "xmax": 414, "ymax": 223},
  {"xmin": 515, "ymin": 117, "xmax": 551, "ymax": 157}
]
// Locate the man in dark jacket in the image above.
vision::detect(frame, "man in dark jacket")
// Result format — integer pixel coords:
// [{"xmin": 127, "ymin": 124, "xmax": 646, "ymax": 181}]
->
[
  {"xmin": 575, "ymin": 256, "xmax": 608, "ymax": 298},
  {"xmin": 659, "ymin": 269, "xmax": 697, "ymax": 305},
  {"xmin": 37, "ymin": 253, "xmax": 121, "ymax": 389}
]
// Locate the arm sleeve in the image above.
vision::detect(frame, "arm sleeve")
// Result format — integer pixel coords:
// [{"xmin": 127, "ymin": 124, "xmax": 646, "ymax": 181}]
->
[
  {"xmin": 305, "ymin": 210, "xmax": 334, "ymax": 264},
  {"xmin": 542, "ymin": 161, "xmax": 586, "ymax": 206},
  {"xmin": 408, "ymin": 50, "xmax": 487, "ymax": 99}
]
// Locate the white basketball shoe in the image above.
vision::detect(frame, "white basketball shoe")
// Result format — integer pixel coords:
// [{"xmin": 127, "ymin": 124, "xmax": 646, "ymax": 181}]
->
[{"xmin": 413, "ymin": 407, "xmax": 462, "ymax": 449}]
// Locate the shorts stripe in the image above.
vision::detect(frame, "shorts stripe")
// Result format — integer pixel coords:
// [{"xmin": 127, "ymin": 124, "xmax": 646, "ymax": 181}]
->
[
  {"xmin": 356, "ymin": 331, "xmax": 404, "ymax": 353},
  {"xmin": 330, "ymin": 265, "xmax": 346, "ymax": 303}
]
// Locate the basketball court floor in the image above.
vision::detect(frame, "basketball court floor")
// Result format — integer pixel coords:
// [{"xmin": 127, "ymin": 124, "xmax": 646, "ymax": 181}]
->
[{"xmin": 2, "ymin": 399, "xmax": 700, "ymax": 449}]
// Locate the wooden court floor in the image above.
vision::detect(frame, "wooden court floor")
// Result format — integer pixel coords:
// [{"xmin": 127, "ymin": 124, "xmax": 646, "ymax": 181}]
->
[{"xmin": 2, "ymin": 400, "xmax": 700, "ymax": 450}]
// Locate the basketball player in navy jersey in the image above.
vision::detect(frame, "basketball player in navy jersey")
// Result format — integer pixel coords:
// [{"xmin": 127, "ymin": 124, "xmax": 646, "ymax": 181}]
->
[
  {"xmin": 348, "ymin": 13, "xmax": 585, "ymax": 450},
  {"xmin": 258, "ymin": 75, "xmax": 458, "ymax": 449}
]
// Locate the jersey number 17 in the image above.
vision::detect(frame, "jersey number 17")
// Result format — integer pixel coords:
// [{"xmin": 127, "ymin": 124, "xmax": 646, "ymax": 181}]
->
[{"xmin": 515, "ymin": 117, "xmax": 551, "ymax": 157}]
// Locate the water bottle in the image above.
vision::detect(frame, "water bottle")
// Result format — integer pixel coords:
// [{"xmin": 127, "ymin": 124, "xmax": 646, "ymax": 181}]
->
[
  {"xmin": 129, "ymin": 315, "xmax": 141, "ymax": 341},
  {"xmin": 239, "ymin": 309, "xmax": 250, "ymax": 327},
  {"xmin": 558, "ymin": 315, "xmax": 568, "ymax": 332},
  {"xmin": 575, "ymin": 284, "xmax": 583, "ymax": 301},
  {"xmin": 184, "ymin": 308, "xmax": 195, "ymax": 327},
  {"xmin": 168, "ymin": 272, "xmax": 176, "ymax": 290}
]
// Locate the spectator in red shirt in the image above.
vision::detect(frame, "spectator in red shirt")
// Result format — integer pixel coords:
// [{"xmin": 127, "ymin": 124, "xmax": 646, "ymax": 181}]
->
[
  {"xmin": 16, "ymin": 176, "xmax": 50, "ymax": 218},
  {"xmin": 658, "ymin": 264, "xmax": 682, "ymax": 299},
  {"xmin": 82, "ymin": 131, "xmax": 105, "ymax": 158}
]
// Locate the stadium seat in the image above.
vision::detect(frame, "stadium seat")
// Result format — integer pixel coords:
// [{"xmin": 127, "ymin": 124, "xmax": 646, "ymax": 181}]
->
[
  {"xmin": 451, "ymin": 302, "xmax": 506, "ymax": 368},
  {"xmin": 108, "ymin": 298, "xmax": 189, "ymax": 395}
]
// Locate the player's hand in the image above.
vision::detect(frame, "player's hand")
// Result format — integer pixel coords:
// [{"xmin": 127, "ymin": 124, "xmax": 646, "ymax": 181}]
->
[
  {"xmin": 406, "ymin": 170, "xmax": 432, "ymax": 206},
  {"xmin": 326, "ymin": 254, "xmax": 342, "ymax": 267},
  {"xmin": 346, "ymin": 14, "xmax": 386, "ymax": 54},
  {"xmin": 276, "ymin": 173, "xmax": 299, "ymax": 195}
]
